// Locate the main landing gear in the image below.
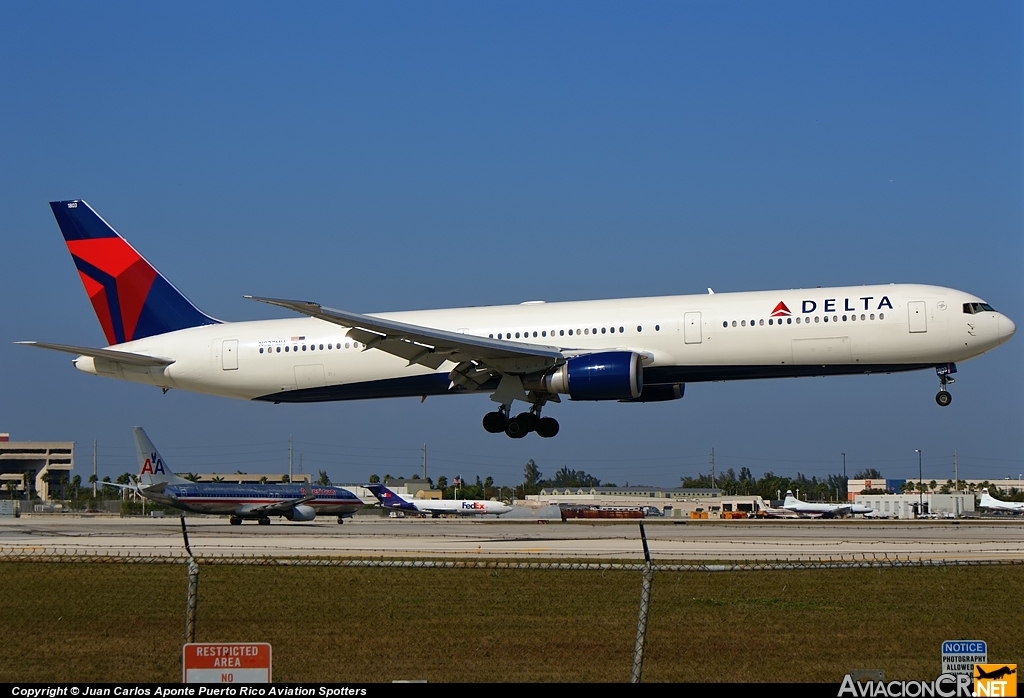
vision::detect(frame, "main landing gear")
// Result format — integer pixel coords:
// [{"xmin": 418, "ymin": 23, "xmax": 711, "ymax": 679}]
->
[
  {"xmin": 229, "ymin": 515, "xmax": 271, "ymax": 525},
  {"xmin": 482, "ymin": 405, "xmax": 559, "ymax": 439},
  {"xmin": 935, "ymin": 363, "xmax": 956, "ymax": 407}
]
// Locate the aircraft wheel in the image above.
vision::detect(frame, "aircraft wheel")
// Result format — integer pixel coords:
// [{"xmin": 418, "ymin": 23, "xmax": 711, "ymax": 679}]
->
[
  {"xmin": 337, "ymin": 517, "xmax": 345, "ymax": 524},
  {"xmin": 535, "ymin": 417, "xmax": 560, "ymax": 438},
  {"xmin": 504, "ymin": 416, "xmax": 530, "ymax": 439},
  {"xmin": 229, "ymin": 516, "xmax": 242, "ymax": 525},
  {"xmin": 936, "ymin": 391, "xmax": 952, "ymax": 407},
  {"xmin": 516, "ymin": 412, "xmax": 538, "ymax": 432},
  {"xmin": 482, "ymin": 411, "xmax": 507, "ymax": 433},
  {"xmin": 258, "ymin": 517, "xmax": 271, "ymax": 525}
]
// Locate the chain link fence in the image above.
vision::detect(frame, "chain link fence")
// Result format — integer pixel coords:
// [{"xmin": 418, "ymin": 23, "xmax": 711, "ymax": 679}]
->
[{"xmin": 1, "ymin": 545, "xmax": 1021, "ymax": 683}]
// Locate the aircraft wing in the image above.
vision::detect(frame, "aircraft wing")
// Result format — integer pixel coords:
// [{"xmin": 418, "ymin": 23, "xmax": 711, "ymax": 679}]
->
[
  {"xmin": 16, "ymin": 341, "xmax": 175, "ymax": 367},
  {"xmin": 246, "ymin": 296, "xmax": 566, "ymax": 378},
  {"xmin": 245, "ymin": 494, "xmax": 316, "ymax": 515}
]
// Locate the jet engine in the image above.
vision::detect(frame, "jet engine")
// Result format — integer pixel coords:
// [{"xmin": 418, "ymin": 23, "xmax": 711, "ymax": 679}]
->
[
  {"xmin": 284, "ymin": 504, "xmax": 317, "ymax": 522},
  {"xmin": 529, "ymin": 351, "xmax": 643, "ymax": 401},
  {"xmin": 620, "ymin": 383, "xmax": 684, "ymax": 403}
]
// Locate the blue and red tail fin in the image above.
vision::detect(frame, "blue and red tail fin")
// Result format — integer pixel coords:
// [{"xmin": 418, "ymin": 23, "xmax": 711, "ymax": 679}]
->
[
  {"xmin": 366, "ymin": 484, "xmax": 417, "ymax": 511},
  {"xmin": 49, "ymin": 200, "xmax": 219, "ymax": 345}
]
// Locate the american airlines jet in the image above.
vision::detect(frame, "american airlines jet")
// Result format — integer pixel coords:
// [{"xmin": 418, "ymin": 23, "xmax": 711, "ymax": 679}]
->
[{"xmin": 20, "ymin": 200, "xmax": 1016, "ymax": 439}]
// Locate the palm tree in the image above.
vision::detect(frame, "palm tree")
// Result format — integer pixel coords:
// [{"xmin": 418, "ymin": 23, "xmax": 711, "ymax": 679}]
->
[
  {"xmin": 184, "ymin": 473, "xmax": 201, "ymax": 483},
  {"xmin": 68, "ymin": 475, "xmax": 82, "ymax": 503}
]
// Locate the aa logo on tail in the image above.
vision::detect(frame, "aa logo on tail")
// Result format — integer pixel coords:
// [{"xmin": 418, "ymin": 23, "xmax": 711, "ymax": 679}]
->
[{"xmin": 140, "ymin": 452, "xmax": 166, "ymax": 475}]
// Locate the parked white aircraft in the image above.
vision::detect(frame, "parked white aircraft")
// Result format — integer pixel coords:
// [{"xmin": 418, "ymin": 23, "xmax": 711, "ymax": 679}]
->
[
  {"xmin": 20, "ymin": 200, "xmax": 1016, "ymax": 438},
  {"xmin": 367, "ymin": 484, "xmax": 512, "ymax": 517},
  {"xmin": 978, "ymin": 488, "xmax": 1024, "ymax": 513},
  {"xmin": 782, "ymin": 490, "xmax": 873, "ymax": 518}
]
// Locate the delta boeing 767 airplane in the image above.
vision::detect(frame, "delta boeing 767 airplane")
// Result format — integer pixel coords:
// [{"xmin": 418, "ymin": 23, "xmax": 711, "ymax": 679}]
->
[{"xmin": 20, "ymin": 200, "xmax": 1016, "ymax": 439}]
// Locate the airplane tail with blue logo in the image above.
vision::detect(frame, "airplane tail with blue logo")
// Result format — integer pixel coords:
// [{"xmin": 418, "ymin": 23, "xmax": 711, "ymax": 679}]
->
[
  {"xmin": 366, "ymin": 484, "xmax": 418, "ymax": 511},
  {"xmin": 49, "ymin": 200, "xmax": 219, "ymax": 346},
  {"xmin": 133, "ymin": 427, "xmax": 192, "ymax": 486}
]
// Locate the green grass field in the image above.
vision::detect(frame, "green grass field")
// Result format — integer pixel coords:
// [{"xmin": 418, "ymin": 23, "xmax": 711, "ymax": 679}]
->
[{"xmin": 2, "ymin": 560, "xmax": 1020, "ymax": 682}]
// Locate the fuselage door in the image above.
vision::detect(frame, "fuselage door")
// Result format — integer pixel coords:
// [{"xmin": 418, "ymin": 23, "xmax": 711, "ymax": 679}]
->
[
  {"xmin": 908, "ymin": 302, "xmax": 927, "ymax": 333},
  {"xmin": 222, "ymin": 339, "xmax": 239, "ymax": 370},
  {"xmin": 683, "ymin": 312, "xmax": 702, "ymax": 345}
]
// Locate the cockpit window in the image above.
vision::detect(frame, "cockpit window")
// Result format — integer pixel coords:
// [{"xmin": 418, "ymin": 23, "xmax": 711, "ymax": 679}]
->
[{"xmin": 963, "ymin": 302, "xmax": 996, "ymax": 314}]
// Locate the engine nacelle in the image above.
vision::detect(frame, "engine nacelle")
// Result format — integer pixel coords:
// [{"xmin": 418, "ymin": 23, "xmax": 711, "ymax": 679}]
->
[
  {"xmin": 284, "ymin": 504, "xmax": 316, "ymax": 522},
  {"xmin": 533, "ymin": 351, "xmax": 643, "ymax": 401},
  {"xmin": 620, "ymin": 383, "xmax": 684, "ymax": 403}
]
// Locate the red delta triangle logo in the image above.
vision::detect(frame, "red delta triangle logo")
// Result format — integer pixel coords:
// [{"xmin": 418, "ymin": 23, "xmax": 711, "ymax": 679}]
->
[{"xmin": 771, "ymin": 302, "xmax": 792, "ymax": 317}]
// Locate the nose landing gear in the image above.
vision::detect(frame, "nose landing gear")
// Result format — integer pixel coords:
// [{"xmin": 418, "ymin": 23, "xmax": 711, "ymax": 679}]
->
[{"xmin": 935, "ymin": 363, "xmax": 956, "ymax": 407}]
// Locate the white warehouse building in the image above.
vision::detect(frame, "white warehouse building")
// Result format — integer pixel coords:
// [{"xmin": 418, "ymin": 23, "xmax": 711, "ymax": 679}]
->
[{"xmin": 854, "ymin": 493, "xmax": 974, "ymax": 519}]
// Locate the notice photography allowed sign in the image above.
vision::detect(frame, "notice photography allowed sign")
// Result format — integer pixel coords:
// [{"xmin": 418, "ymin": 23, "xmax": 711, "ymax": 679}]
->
[
  {"xmin": 183, "ymin": 642, "xmax": 272, "ymax": 683},
  {"xmin": 941, "ymin": 640, "xmax": 987, "ymax": 676}
]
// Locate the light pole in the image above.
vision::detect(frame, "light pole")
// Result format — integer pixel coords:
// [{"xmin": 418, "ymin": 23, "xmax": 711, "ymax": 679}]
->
[
  {"xmin": 841, "ymin": 452, "xmax": 846, "ymax": 502},
  {"xmin": 915, "ymin": 449, "xmax": 923, "ymax": 517}
]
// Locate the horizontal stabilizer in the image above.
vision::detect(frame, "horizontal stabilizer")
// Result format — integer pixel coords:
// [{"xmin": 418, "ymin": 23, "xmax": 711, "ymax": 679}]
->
[{"xmin": 16, "ymin": 341, "xmax": 174, "ymax": 367}]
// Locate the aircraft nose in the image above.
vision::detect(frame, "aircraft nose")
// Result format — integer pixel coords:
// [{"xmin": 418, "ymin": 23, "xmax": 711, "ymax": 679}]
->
[{"xmin": 999, "ymin": 314, "xmax": 1016, "ymax": 344}]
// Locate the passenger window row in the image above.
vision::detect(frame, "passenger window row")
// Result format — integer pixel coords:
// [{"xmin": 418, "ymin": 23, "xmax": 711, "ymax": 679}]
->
[
  {"xmin": 489, "ymin": 324, "xmax": 662, "ymax": 340},
  {"xmin": 259, "ymin": 341, "xmax": 361, "ymax": 354},
  {"xmin": 723, "ymin": 313, "xmax": 884, "ymax": 328}
]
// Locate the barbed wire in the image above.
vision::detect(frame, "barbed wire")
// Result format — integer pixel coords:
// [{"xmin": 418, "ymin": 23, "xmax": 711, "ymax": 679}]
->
[{"xmin": 1, "ymin": 548, "xmax": 1021, "ymax": 572}]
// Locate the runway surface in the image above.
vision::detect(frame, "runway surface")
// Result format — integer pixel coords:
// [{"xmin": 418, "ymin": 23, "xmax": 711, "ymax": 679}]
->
[{"xmin": 2, "ymin": 513, "xmax": 1024, "ymax": 561}]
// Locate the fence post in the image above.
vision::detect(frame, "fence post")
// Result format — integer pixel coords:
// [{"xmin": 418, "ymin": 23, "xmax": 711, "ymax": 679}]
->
[
  {"xmin": 185, "ymin": 556, "xmax": 199, "ymax": 644},
  {"xmin": 181, "ymin": 515, "xmax": 199, "ymax": 644},
  {"xmin": 630, "ymin": 522, "xmax": 653, "ymax": 683}
]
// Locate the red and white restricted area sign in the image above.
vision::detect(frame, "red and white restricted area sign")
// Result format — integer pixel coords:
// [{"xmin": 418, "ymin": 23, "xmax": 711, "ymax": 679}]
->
[{"xmin": 183, "ymin": 643, "xmax": 272, "ymax": 683}]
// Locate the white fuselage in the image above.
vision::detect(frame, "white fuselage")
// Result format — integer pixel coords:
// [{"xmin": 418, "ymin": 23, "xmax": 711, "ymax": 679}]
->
[
  {"xmin": 68, "ymin": 284, "xmax": 1015, "ymax": 403},
  {"xmin": 979, "ymin": 491, "xmax": 1024, "ymax": 513},
  {"xmin": 407, "ymin": 499, "xmax": 513, "ymax": 516},
  {"xmin": 783, "ymin": 495, "xmax": 872, "ymax": 516}
]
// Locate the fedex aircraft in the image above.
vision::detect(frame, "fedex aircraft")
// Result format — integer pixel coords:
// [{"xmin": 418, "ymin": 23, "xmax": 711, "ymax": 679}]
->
[
  {"xmin": 366, "ymin": 483, "xmax": 513, "ymax": 517},
  {"xmin": 20, "ymin": 200, "xmax": 1016, "ymax": 439},
  {"xmin": 782, "ymin": 490, "xmax": 873, "ymax": 518},
  {"xmin": 129, "ymin": 427, "xmax": 363, "ymax": 525},
  {"xmin": 978, "ymin": 488, "xmax": 1024, "ymax": 514}
]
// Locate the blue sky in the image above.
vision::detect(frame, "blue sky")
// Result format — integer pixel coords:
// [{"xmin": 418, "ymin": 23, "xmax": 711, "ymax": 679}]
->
[{"xmin": 1, "ymin": 2, "xmax": 1021, "ymax": 487}]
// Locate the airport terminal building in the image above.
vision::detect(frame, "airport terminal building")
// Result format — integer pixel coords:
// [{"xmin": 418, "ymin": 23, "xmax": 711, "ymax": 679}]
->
[
  {"xmin": 0, "ymin": 433, "xmax": 74, "ymax": 501},
  {"xmin": 526, "ymin": 486, "xmax": 769, "ymax": 517}
]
